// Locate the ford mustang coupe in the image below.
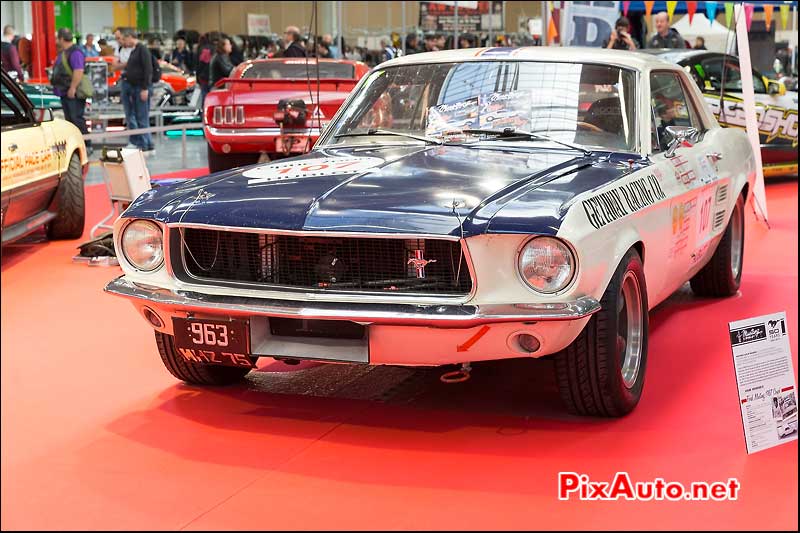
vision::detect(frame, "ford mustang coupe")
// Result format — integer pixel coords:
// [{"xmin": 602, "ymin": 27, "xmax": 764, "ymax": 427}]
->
[
  {"xmin": 106, "ymin": 48, "xmax": 755, "ymax": 417},
  {"xmin": 203, "ymin": 58, "xmax": 369, "ymax": 172}
]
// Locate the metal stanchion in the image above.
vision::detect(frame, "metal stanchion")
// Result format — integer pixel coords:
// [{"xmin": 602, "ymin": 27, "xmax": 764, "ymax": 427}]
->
[{"xmin": 181, "ymin": 128, "xmax": 187, "ymax": 168}]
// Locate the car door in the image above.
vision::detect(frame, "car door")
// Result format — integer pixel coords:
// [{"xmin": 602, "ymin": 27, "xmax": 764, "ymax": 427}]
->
[
  {"xmin": 1, "ymin": 73, "xmax": 60, "ymax": 232},
  {"xmin": 647, "ymin": 70, "xmax": 719, "ymax": 300}
]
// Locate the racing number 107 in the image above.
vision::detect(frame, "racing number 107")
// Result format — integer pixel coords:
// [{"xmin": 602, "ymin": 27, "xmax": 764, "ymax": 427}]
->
[{"xmin": 189, "ymin": 322, "xmax": 229, "ymax": 347}]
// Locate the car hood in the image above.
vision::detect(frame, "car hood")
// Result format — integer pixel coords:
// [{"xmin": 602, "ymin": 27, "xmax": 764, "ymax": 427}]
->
[{"xmin": 129, "ymin": 144, "xmax": 635, "ymax": 237}]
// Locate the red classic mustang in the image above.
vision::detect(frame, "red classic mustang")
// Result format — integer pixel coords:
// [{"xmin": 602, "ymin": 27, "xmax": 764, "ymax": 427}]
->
[{"xmin": 203, "ymin": 58, "xmax": 369, "ymax": 172}]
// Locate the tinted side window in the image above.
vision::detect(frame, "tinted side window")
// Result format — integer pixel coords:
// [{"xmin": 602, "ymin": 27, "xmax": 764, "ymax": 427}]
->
[
  {"xmin": 650, "ymin": 72, "xmax": 700, "ymax": 152},
  {"xmin": 1, "ymin": 80, "xmax": 30, "ymax": 127}
]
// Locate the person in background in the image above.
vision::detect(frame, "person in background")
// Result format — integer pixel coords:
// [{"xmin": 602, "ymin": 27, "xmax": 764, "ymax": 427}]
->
[
  {"xmin": 17, "ymin": 35, "xmax": 31, "ymax": 77},
  {"xmin": 423, "ymin": 33, "xmax": 439, "ymax": 52},
  {"xmin": 344, "ymin": 45, "xmax": 362, "ymax": 61},
  {"xmin": 322, "ymin": 34, "xmax": 340, "ymax": 59},
  {"xmin": 1, "ymin": 25, "xmax": 24, "ymax": 81},
  {"xmin": 194, "ymin": 33, "xmax": 214, "ymax": 106},
  {"xmin": 380, "ymin": 37, "xmax": 401, "ymax": 63},
  {"xmin": 602, "ymin": 17, "xmax": 639, "ymax": 50},
  {"xmin": 80, "ymin": 33, "xmax": 99, "ymax": 58},
  {"xmin": 51, "ymin": 28, "xmax": 91, "ymax": 151},
  {"xmin": 147, "ymin": 38, "xmax": 162, "ymax": 60},
  {"xmin": 111, "ymin": 27, "xmax": 133, "ymax": 72},
  {"xmin": 317, "ymin": 40, "xmax": 331, "ymax": 59},
  {"xmin": 458, "ymin": 33, "xmax": 475, "ymax": 49},
  {"xmin": 120, "ymin": 27, "xmax": 154, "ymax": 153},
  {"xmin": 648, "ymin": 12, "xmax": 683, "ymax": 49},
  {"xmin": 693, "ymin": 36, "xmax": 707, "ymax": 50},
  {"xmin": 230, "ymin": 37, "xmax": 244, "ymax": 66},
  {"xmin": 282, "ymin": 26, "xmax": 306, "ymax": 58},
  {"xmin": 209, "ymin": 36, "xmax": 234, "ymax": 87},
  {"xmin": 98, "ymin": 38, "xmax": 115, "ymax": 57},
  {"xmin": 405, "ymin": 33, "xmax": 419, "ymax": 54},
  {"xmin": 169, "ymin": 36, "xmax": 193, "ymax": 71}
]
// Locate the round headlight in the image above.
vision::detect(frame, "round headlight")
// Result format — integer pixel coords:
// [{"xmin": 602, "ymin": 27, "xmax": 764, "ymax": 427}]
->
[
  {"xmin": 121, "ymin": 220, "xmax": 164, "ymax": 271},
  {"xmin": 518, "ymin": 237, "xmax": 576, "ymax": 293}
]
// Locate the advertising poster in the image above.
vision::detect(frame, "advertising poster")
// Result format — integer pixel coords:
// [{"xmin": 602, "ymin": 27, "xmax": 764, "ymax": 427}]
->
[
  {"xmin": 419, "ymin": 1, "xmax": 504, "ymax": 33},
  {"xmin": 247, "ymin": 13, "xmax": 271, "ymax": 36},
  {"xmin": 730, "ymin": 312, "xmax": 798, "ymax": 454},
  {"xmin": 425, "ymin": 97, "xmax": 479, "ymax": 136},
  {"xmin": 561, "ymin": 1, "xmax": 620, "ymax": 47},
  {"xmin": 478, "ymin": 90, "xmax": 531, "ymax": 130},
  {"xmin": 85, "ymin": 60, "xmax": 109, "ymax": 105}
]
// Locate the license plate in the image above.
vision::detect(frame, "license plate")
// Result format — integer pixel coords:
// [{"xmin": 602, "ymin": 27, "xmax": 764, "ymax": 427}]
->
[
  {"xmin": 276, "ymin": 136, "xmax": 310, "ymax": 153},
  {"xmin": 172, "ymin": 318, "xmax": 253, "ymax": 368}
]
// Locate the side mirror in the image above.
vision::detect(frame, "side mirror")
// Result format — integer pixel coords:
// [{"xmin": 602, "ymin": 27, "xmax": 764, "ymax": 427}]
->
[
  {"xmin": 33, "ymin": 107, "xmax": 54, "ymax": 123},
  {"xmin": 664, "ymin": 125, "xmax": 698, "ymax": 158},
  {"xmin": 766, "ymin": 79, "xmax": 786, "ymax": 96}
]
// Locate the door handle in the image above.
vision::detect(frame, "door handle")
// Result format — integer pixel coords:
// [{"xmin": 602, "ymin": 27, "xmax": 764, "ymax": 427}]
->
[
  {"xmin": 706, "ymin": 152, "xmax": 723, "ymax": 162},
  {"xmin": 8, "ymin": 144, "xmax": 18, "ymax": 152}
]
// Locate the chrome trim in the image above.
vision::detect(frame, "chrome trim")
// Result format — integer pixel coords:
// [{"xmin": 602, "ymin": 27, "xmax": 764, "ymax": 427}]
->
[
  {"xmin": 168, "ymin": 222, "xmax": 462, "ymax": 241},
  {"xmin": 206, "ymin": 126, "xmax": 319, "ymax": 137},
  {"xmin": 173, "ymin": 225, "xmax": 477, "ymax": 303},
  {"xmin": 105, "ymin": 276, "xmax": 601, "ymax": 326}
]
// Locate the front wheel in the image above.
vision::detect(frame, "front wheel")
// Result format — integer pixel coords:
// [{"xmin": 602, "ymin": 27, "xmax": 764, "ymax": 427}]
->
[
  {"xmin": 46, "ymin": 153, "xmax": 85, "ymax": 240},
  {"xmin": 690, "ymin": 194, "xmax": 745, "ymax": 297},
  {"xmin": 154, "ymin": 331, "xmax": 252, "ymax": 385},
  {"xmin": 554, "ymin": 248, "xmax": 648, "ymax": 417}
]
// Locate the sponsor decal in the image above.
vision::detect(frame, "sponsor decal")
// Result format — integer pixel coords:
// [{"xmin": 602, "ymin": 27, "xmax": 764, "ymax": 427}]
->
[
  {"xmin": 426, "ymin": 97, "xmax": 480, "ymax": 136},
  {"xmin": 767, "ymin": 318, "xmax": 787, "ymax": 341},
  {"xmin": 706, "ymin": 96, "xmax": 798, "ymax": 147},
  {"xmin": 582, "ymin": 174, "xmax": 667, "ymax": 229},
  {"xmin": 669, "ymin": 198, "xmax": 695, "ymax": 259},
  {"xmin": 670, "ymin": 153, "xmax": 697, "ymax": 185},
  {"xmin": 244, "ymin": 156, "xmax": 384, "ymax": 184},
  {"xmin": 690, "ymin": 242, "xmax": 711, "ymax": 265},
  {"xmin": 1, "ymin": 140, "xmax": 67, "ymax": 186},
  {"xmin": 730, "ymin": 324, "xmax": 767, "ymax": 346},
  {"xmin": 696, "ymin": 154, "xmax": 718, "ymax": 184}
]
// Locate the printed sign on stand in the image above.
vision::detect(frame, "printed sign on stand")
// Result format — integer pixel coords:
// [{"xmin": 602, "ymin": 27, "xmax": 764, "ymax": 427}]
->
[{"xmin": 729, "ymin": 312, "xmax": 798, "ymax": 454}]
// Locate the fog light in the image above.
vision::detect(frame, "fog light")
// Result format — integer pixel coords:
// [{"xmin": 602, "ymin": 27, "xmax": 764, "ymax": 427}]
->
[
  {"xmin": 143, "ymin": 307, "xmax": 164, "ymax": 328},
  {"xmin": 516, "ymin": 333, "xmax": 540, "ymax": 354},
  {"xmin": 222, "ymin": 143, "xmax": 231, "ymax": 153}
]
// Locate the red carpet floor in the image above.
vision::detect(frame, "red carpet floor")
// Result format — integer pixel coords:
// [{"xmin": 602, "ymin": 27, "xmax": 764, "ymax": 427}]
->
[{"xmin": 1, "ymin": 178, "xmax": 797, "ymax": 530}]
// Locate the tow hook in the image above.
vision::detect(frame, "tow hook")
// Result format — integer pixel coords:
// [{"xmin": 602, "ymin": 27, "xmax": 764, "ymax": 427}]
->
[{"xmin": 440, "ymin": 362, "xmax": 471, "ymax": 383}]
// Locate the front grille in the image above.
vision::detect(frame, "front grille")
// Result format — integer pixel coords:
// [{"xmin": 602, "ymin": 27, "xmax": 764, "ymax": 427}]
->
[{"xmin": 177, "ymin": 228, "xmax": 472, "ymax": 296}]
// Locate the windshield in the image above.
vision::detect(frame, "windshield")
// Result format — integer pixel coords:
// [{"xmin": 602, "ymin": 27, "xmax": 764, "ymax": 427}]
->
[{"xmin": 324, "ymin": 61, "xmax": 637, "ymax": 151}]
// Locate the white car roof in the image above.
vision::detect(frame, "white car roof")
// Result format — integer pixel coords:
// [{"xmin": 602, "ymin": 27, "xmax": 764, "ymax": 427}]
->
[{"xmin": 383, "ymin": 46, "xmax": 683, "ymax": 73}]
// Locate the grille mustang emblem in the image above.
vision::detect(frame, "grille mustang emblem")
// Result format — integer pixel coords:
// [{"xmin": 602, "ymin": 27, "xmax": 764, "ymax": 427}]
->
[{"xmin": 408, "ymin": 250, "xmax": 436, "ymax": 279}]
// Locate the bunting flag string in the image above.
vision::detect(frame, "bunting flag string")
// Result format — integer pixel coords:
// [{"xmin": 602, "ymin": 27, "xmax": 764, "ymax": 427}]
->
[
  {"xmin": 686, "ymin": 1, "xmax": 697, "ymax": 25},
  {"xmin": 644, "ymin": 1, "xmax": 655, "ymax": 19},
  {"xmin": 623, "ymin": 1, "xmax": 631, "ymax": 17},
  {"xmin": 779, "ymin": 4, "xmax": 790, "ymax": 30},
  {"xmin": 666, "ymin": 1, "xmax": 678, "ymax": 23},
  {"xmin": 725, "ymin": 2, "xmax": 734, "ymax": 28},
  {"xmin": 706, "ymin": 1, "xmax": 719, "ymax": 23},
  {"xmin": 744, "ymin": 3, "xmax": 755, "ymax": 31},
  {"xmin": 763, "ymin": 4, "xmax": 774, "ymax": 31}
]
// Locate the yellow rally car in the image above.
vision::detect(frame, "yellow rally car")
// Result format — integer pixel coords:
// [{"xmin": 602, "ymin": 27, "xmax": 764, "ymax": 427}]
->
[{"xmin": 1, "ymin": 69, "xmax": 88, "ymax": 244}]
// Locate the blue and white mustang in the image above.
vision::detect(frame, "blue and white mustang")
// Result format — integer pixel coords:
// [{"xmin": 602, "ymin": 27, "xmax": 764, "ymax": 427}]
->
[{"xmin": 106, "ymin": 48, "xmax": 755, "ymax": 417}]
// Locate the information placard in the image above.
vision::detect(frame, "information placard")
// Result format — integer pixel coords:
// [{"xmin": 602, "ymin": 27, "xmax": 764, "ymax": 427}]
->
[{"xmin": 729, "ymin": 312, "xmax": 797, "ymax": 454}]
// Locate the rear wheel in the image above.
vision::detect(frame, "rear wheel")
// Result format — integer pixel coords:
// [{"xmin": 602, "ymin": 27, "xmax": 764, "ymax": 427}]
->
[
  {"xmin": 46, "ymin": 153, "xmax": 85, "ymax": 240},
  {"xmin": 554, "ymin": 248, "xmax": 648, "ymax": 417},
  {"xmin": 690, "ymin": 194, "xmax": 745, "ymax": 297},
  {"xmin": 206, "ymin": 143, "xmax": 259, "ymax": 173},
  {"xmin": 154, "ymin": 331, "xmax": 252, "ymax": 385}
]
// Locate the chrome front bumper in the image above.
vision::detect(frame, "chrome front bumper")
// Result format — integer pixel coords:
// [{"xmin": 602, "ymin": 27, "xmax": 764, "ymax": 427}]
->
[{"xmin": 104, "ymin": 276, "xmax": 601, "ymax": 327}]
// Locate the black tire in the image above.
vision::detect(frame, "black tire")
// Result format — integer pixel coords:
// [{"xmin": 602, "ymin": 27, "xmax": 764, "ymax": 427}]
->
[
  {"xmin": 206, "ymin": 143, "xmax": 259, "ymax": 173},
  {"xmin": 690, "ymin": 194, "xmax": 745, "ymax": 297},
  {"xmin": 154, "ymin": 331, "xmax": 252, "ymax": 386},
  {"xmin": 46, "ymin": 153, "xmax": 85, "ymax": 240},
  {"xmin": 554, "ymin": 248, "xmax": 649, "ymax": 417}
]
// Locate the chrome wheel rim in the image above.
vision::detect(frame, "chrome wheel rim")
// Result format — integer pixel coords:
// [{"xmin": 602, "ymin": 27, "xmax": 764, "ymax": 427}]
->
[
  {"xmin": 730, "ymin": 201, "xmax": 743, "ymax": 279},
  {"xmin": 618, "ymin": 271, "xmax": 644, "ymax": 389}
]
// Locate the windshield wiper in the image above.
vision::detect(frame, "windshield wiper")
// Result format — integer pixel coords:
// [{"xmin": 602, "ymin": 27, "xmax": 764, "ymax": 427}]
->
[
  {"xmin": 334, "ymin": 128, "xmax": 443, "ymax": 145},
  {"xmin": 461, "ymin": 127, "xmax": 591, "ymax": 156}
]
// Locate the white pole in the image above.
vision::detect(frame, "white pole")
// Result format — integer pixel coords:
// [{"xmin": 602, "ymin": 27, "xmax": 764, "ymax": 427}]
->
[
  {"xmin": 337, "ymin": 0, "xmax": 343, "ymax": 58},
  {"xmin": 734, "ymin": 3, "xmax": 769, "ymax": 223},
  {"xmin": 402, "ymin": 1, "xmax": 406, "ymax": 54},
  {"xmin": 454, "ymin": 1, "xmax": 459, "ymax": 49}
]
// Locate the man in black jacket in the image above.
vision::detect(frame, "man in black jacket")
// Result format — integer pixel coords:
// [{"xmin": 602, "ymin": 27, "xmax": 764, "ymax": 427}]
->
[
  {"xmin": 121, "ymin": 28, "xmax": 154, "ymax": 152},
  {"xmin": 282, "ymin": 26, "xmax": 306, "ymax": 58}
]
